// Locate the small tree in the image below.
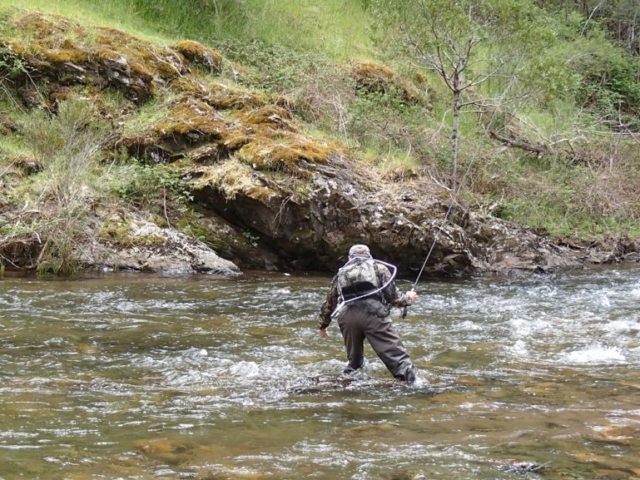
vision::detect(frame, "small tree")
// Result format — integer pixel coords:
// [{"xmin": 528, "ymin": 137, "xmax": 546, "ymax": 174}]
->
[{"xmin": 370, "ymin": 0, "xmax": 554, "ymax": 189}]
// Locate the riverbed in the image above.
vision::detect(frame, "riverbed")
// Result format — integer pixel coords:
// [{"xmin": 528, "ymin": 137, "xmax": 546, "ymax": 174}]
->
[{"xmin": 1, "ymin": 265, "xmax": 639, "ymax": 479}]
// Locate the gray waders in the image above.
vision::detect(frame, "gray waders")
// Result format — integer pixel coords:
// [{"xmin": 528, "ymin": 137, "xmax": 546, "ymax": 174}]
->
[{"xmin": 337, "ymin": 298, "xmax": 416, "ymax": 382}]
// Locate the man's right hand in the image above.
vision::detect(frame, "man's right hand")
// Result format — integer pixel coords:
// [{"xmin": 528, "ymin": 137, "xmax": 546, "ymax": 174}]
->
[
  {"xmin": 319, "ymin": 328, "xmax": 329, "ymax": 338},
  {"xmin": 406, "ymin": 290, "xmax": 418, "ymax": 304}
]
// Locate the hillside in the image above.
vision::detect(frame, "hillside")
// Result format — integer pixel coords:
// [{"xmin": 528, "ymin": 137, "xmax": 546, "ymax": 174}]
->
[{"xmin": 1, "ymin": 1, "xmax": 639, "ymax": 276}]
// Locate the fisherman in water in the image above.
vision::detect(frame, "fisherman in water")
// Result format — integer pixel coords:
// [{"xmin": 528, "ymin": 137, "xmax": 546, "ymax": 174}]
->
[{"xmin": 318, "ymin": 244, "xmax": 419, "ymax": 383}]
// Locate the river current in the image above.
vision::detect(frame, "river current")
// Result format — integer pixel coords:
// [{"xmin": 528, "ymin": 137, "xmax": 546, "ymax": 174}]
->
[{"xmin": 1, "ymin": 265, "xmax": 639, "ymax": 479}]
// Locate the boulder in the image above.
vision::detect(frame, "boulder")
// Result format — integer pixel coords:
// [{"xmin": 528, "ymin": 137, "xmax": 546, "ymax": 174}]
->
[{"xmin": 80, "ymin": 214, "xmax": 241, "ymax": 275}]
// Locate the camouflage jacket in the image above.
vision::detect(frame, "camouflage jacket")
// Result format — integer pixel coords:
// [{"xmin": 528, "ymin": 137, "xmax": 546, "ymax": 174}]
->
[{"xmin": 318, "ymin": 260, "xmax": 412, "ymax": 329}]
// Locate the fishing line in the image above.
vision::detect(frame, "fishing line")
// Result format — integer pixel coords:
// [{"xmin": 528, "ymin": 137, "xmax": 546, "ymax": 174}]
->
[
  {"xmin": 401, "ymin": 141, "xmax": 483, "ymax": 318},
  {"xmin": 410, "ymin": 192, "xmax": 458, "ymax": 289},
  {"xmin": 400, "ymin": 68, "xmax": 523, "ymax": 318}
]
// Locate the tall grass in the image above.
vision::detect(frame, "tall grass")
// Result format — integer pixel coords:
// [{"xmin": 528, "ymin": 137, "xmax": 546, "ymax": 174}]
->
[
  {"xmin": 9, "ymin": 99, "xmax": 111, "ymax": 274},
  {"xmin": 0, "ymin": 0, "xmax": 373, "ymax": 61}
]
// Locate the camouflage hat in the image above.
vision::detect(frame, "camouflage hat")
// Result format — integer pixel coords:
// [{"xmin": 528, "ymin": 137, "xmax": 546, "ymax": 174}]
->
[{"xmin": 348, "ymin": 244, "xmax": 371, "ymax": 258}]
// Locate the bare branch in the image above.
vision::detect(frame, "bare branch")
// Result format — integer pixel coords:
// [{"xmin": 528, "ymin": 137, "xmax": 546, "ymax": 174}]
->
[{"xmin": 489, "ymin": 130, "xmax": 548, "ymax": 156}]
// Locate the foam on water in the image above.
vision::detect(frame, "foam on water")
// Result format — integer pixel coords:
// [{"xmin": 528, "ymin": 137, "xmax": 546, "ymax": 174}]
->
[{"xmin": 560, "ymin": 345, "xmax": 627, "ymax": 365}]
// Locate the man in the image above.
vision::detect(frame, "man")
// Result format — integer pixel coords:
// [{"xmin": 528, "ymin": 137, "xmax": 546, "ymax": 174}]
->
[{"xmin": 318, "ymin": 244, "xmax": 418, "ymax": 383}]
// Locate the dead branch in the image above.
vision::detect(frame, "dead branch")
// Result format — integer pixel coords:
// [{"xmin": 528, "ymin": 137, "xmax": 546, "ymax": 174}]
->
[{"xmin": 489, "ymin": 130, "xmax": 548, "ymax": 156}]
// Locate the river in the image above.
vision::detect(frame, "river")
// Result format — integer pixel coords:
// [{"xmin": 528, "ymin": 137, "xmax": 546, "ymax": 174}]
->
[{"xmin": 1, "ymin": 265, "xmax": 639, "ymax": 479}]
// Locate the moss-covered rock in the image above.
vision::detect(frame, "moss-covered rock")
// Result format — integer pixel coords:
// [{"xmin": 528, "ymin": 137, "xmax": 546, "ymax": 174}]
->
[
  {"xmin": 172, "ymin": 39, "xmax": 223, "ymax": 74},
  {"xmin": 351, "ymin": 60, "xmax": 425, "ymax": 104},
  {"xmin": 84, "ymin": 213, "xmax": 241, "ymax": 274},
  {"xmin": 1, "ymin": 12, "xmax": 188, "ymax": 104}
]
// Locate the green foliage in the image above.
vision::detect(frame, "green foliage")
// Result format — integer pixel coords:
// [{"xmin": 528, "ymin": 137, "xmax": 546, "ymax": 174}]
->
[
  {"xmin": 540, "ymin": 0, "xmax": 640, "ymax": 55},
  {"xmin": 217, "ymin": 39, "xmax": 321, "ymax": 92},
  {"xmin": 347, "ymin": 88, "xmax": 432, "ymax": 160},
  {"xmin": 0, "ymin": 48, "xmax": 27, "ymax": 77},
  {"xmin": 35, "ymin": 220, "xmax": 82, "ymax": 275},
  {"xmin": 0, "ymin": 47, "xmax": 29, "ymax": 108},
  {"xmin": 242, "ymin": 229, "xmax": 260, "ymax": 245},
  {"xmin": 534, "ymin": 5, "xmax": 640, "ymax": 126},
  {"xmin": 22, "ymin": 99, "xmax": 110, "ymax": 207},
  {"xmin": 114, "ymin": 0, "xmax": 248, "ymax": 39},
  {"xmin": 1, "ymin": 98, "xmax": 111, "ymax": 275},
  {"xmin": 371, "ymin": 0, "xmax": 553, "ymax": 64},
  {"xmin": 370, "ymin": 0, "xmax": 559, "ymax": 185},
  {"xmin": 9, "ymin": 0, "xmax": 372, "ymax": 61},
  {"xmin": 518, "ymin": 54, "xmax": 581, "ymax": 105},
  {"xmin": 475, "ymin": 143, "xmax": 640, "ymax": 240},
  {"xmin": 576, "ymin": 47, "xmax": 640, "ymax": 126},
  {"xmin": 114, "ymin": 162, "xmax": 193, "ymax": 208}
]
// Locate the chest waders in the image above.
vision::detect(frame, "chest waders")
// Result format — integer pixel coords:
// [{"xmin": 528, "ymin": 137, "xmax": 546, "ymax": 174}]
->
[{"xmin": 332, "ymin": 258, "xmax": 416, "ymax": 382}]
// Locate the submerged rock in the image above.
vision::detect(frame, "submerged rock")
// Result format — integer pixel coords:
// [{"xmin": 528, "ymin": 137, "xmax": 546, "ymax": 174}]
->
[{"xmin": 495, "ymin": 460, "xmax": 550, "ymax": 473}]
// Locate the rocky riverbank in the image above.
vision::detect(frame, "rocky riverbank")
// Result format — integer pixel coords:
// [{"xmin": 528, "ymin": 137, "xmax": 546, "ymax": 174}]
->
[{"xmin": 1, "ymin": 11, "xmax": 638, "ymax": 277}]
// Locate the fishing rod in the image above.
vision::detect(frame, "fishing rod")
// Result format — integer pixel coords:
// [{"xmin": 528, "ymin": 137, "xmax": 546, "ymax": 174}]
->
[
  {"xmin": 401, "ymin": 156, "xmax": 478, "ymax": 319},
  {"xmin": 395, "ymin": 70, "xmax": 526, "ymax": 320}
]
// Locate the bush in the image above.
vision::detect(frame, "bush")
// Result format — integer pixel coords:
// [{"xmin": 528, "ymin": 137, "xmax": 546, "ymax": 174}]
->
[{"xmin": 4, "ymin": 98, "xmax": 112, "ymax": 274}]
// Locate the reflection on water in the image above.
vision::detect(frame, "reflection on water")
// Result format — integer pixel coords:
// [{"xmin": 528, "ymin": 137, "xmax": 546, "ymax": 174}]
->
[{"xmin": 1, "ymin": 266, "xmax": 640, "ymax": 479}]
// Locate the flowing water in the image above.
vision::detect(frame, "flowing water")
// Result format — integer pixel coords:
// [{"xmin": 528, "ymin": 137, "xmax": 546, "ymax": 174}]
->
[{"xmin": 1, "ymin": 265, "xmax": 639, "ymax": 480}]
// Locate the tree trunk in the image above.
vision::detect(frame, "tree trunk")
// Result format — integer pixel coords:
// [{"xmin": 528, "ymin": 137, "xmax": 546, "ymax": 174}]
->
[{"xmin": 451, "ymin": 87, "xmax": 461, "ymax": 191}]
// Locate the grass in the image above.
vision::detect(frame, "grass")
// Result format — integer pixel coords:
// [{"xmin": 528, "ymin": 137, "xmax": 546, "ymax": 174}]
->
[
  {"xmin": 0, "ymin": 0, "xmax": 168, "ymax": 43},
  {"xmin": 0, "ymin": 94, "xmax": 113, "ymax": 274},
  {"xmin": 0, "ymin": 0, "xmax": 373, "ymax": 61}
]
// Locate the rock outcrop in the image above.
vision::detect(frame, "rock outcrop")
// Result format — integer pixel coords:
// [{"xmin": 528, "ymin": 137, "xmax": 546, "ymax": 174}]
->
[
  {"xmin": 191, "ymin": 154, "xmax": 590, "ymax": 277},
  {"xmin": 80, "ymin": 214, "xmax": 241, "ymax": 275}
]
